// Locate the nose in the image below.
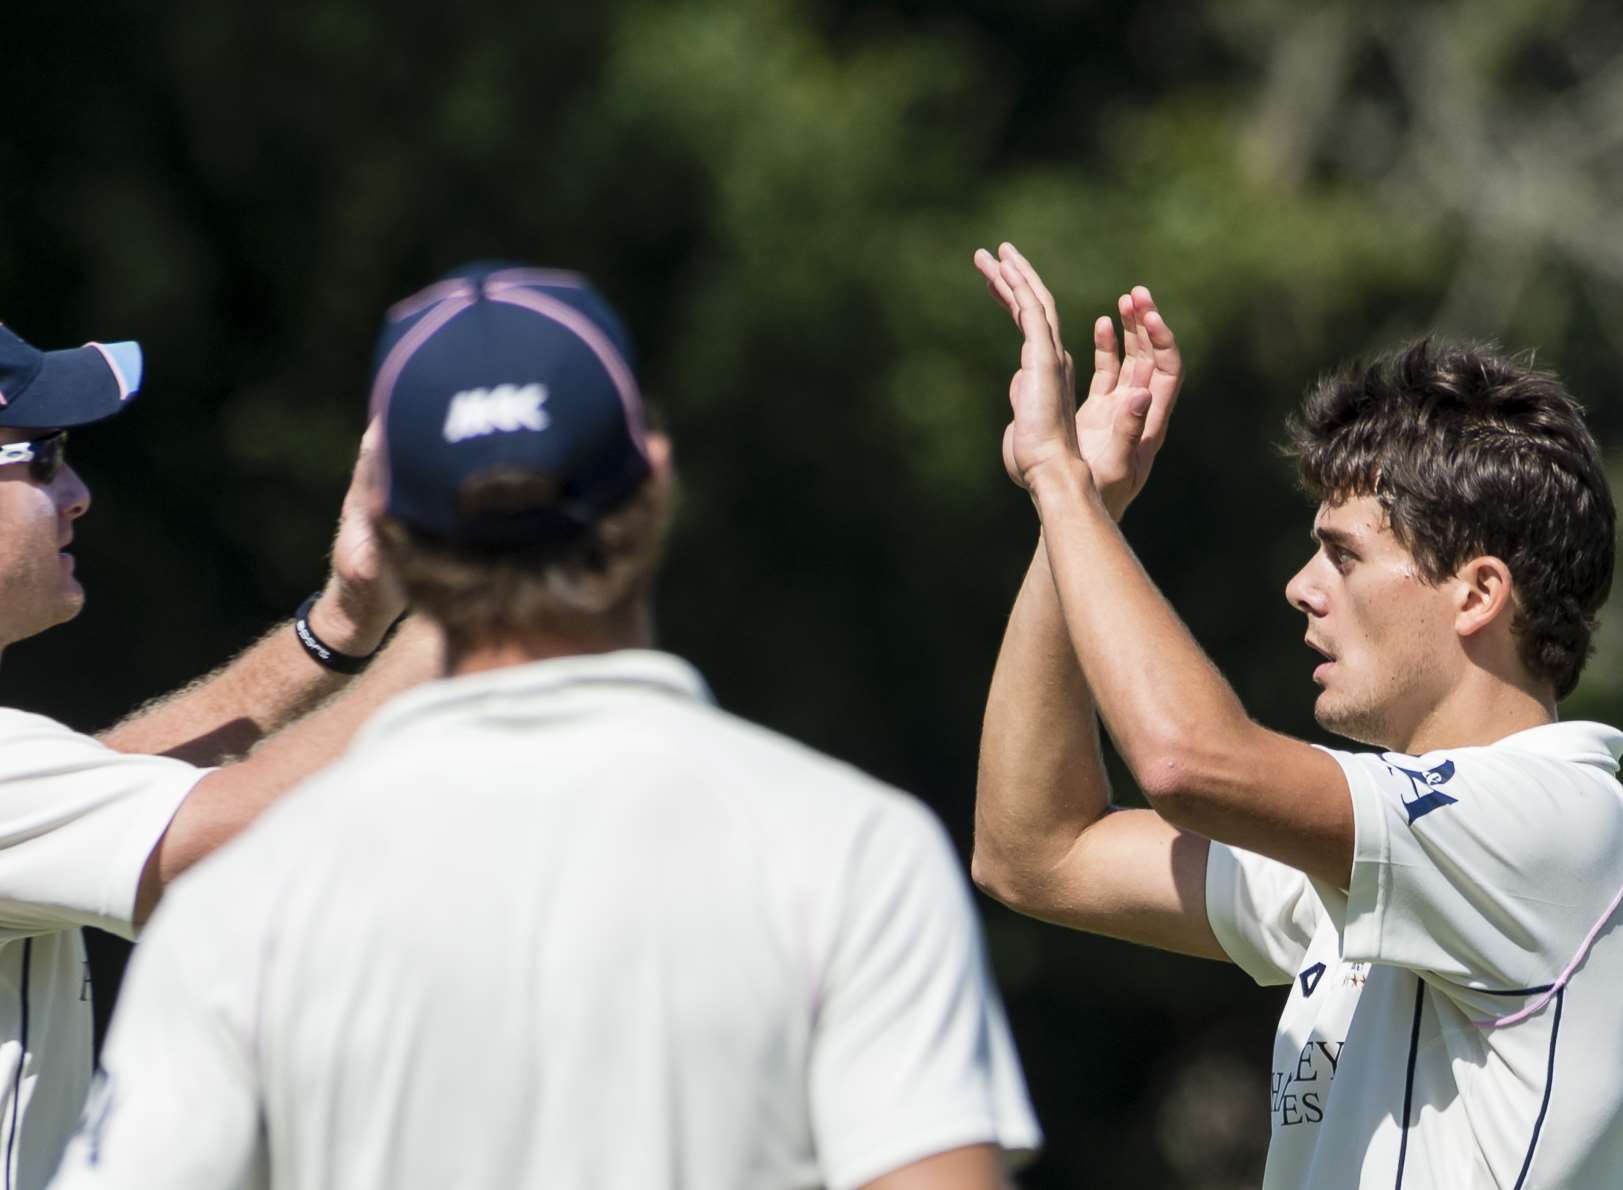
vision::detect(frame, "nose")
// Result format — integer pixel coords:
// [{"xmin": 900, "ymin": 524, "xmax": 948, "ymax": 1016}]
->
[
  {"xmin": 1285, "ymin": 556, "xmax": 1325, "ymax": 617},
  {"xmin": 54, "ymin": 465, "xmax": 91, "ymax": 521}
]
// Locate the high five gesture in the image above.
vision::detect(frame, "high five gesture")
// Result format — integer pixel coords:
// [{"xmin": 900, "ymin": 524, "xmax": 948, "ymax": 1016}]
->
[{"xmin": 972, "ymin": 243, "xmax": 1181, "ymax": 519}]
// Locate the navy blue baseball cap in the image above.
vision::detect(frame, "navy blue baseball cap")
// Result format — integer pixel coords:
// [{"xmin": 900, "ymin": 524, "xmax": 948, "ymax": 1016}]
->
[
  {"xmin": 0, "ymin": 325, "xmax": 143, "ymax": 428},
  {"xmin": 368, "ymin": 264, "xmax": 652, "ymax": 547}
]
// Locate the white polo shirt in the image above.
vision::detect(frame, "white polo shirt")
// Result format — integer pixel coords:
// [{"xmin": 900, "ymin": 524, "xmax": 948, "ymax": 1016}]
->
[
  {"xmin": 53, "ymin": 651, "xmax": 1041, "ymax": 1190},
  {"xmin": 0, "ymin": 710, "xmax": 199, "ymax": 1190},
  {"xmin": 1207, "ymin": 720, "xmax": 1623, "ymax": 1188}
]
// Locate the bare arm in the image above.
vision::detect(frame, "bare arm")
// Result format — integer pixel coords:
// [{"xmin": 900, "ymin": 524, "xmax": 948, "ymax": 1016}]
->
[
  {"xmin": 99, "ymin": 423, "xmax": 404, "ymax": 764},
  {"xmin": 860, "ymin": 1144, "xmax": 1009, "ymax": 1190},
  {"xmin": 106, "ymin": 420, "xmax": 437, "ymax": 926},
  {"xmin": 131, "ymin": 616, "xmax": 440, "ymax": 925},
  {"xmin": 994, "ymin": 251, "xmax": 1353, "ymax": 890},
  {"xmin": 970, "ymin": 249, "xmax": 1221, "ymax": 958},
  {"xmin": 974, "ymin": 544, "xmax": 1223, "ymax": 959}
]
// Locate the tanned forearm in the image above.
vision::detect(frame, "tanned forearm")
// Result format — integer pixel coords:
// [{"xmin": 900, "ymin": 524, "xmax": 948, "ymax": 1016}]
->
[
  {"xmin": 98, "ymin": 586, "xmax": 397, "ymax": 765},
  {"xmin": 1028, "ymin": 460, "xmax": 1353, "ymax": 887},
  {"xmin": 973, "ymin": 539, "xmax": 1112, "ymax": 897},
  {"xmin": 1029, "ymin": 460, "xmax": 1255, "ymax": 797},
  {"xmin": 132, "ymin": 616, "xmax": 441, "ymax": 924},
  {"xmin": 974, "ymin": 532, "xmax": 1227, "ymax": 956}
]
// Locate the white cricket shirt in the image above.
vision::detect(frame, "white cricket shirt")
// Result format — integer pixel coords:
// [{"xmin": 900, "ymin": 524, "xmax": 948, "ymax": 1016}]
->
[
  {"xmin": 53, "ymin": 650, "xmax": 1041, "ymax": 1190},
  {"xmin": 1207, "ymin": 720, "xmax": 1623, "ymax": 1188},
  {"xmin": 0, "ymin": 710, "xmax": 199, "ymax": 1190}
]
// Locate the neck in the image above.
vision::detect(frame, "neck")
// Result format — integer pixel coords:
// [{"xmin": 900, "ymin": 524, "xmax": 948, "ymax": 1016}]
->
[
  {"xmin": 1391, "ymin": 668, "xmax": 1557, "ymax": 755},
  {"xmin": 447, "ymin": 604, "xmax": 655, "ymax": 677}
]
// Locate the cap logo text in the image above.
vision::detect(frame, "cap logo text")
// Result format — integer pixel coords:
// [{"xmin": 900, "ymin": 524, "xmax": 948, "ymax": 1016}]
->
[{"xmin": 443, "ymin": 383, "xmax": 550, "ymax": 443}]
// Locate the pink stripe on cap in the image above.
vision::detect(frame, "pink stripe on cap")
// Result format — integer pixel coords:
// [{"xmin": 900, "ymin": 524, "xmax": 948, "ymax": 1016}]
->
[
  {"xmin": 86, "ymin": 342, "xmax": 132, "ymax": 401},
  {"xmin": 368, "ymin": 295, "xmax": 479, "ymax": 489},
  {"xmin": 1473, "ymin": 877, "xmax": 1623, "ymax": 1028},
  {"xmin": 385, "ymin": 279, "xmax": 479, "ymax": 324},
  {"xmin": 486, "ymin": 268, "xmax": 588, "ymax": 291},
  {"xmin": 488, "ymin": 288, "xmax": 649, "ymax": 458}
]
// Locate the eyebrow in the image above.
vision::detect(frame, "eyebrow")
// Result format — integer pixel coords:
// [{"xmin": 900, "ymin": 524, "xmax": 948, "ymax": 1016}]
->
[{"xmin": 1311, "ymin": 526, "xmax": 1361, "ymax": 552}]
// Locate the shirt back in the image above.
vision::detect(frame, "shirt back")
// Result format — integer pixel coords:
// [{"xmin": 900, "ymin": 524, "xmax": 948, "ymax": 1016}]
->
[{"xmin": 54, "ymin": 652, "xmax": 1039, "ymax": 1190}]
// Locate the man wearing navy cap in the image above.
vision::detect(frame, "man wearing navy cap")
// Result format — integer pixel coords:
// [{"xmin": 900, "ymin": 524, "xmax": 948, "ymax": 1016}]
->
[
  {"xmin": 52, "ymin": 265, "xmax": 1041, "ymax": 1190},
  {"xmin": 0, "ymin": 324, "xmax": 435, "ymax": 1190}
]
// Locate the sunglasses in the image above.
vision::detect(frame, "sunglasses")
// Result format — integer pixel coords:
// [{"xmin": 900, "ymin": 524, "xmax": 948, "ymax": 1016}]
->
[{"xmin": 0, "ymin": 432, "xmax": 68, "ymax": 484}]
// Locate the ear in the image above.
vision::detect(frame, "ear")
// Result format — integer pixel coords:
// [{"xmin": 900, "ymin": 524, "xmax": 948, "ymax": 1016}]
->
[
  {"xmin": 644, "ymin": 431, "xmax": 676, "ymax": 494},
  {"xmin": 1453, "ymin": 555, "xmax": 1515, "ymax": 639}
]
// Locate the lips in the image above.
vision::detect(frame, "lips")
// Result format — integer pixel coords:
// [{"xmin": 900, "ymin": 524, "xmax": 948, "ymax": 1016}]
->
[{"xmin": 1306, "ymin": 637, "xmax": 1335, "ymax": 683}]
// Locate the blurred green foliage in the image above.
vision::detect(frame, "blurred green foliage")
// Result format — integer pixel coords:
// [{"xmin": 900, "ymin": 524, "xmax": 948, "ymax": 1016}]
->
[{"xmin": 5, "ymin": 0, "xmax": 1623, "ymax": 1183}]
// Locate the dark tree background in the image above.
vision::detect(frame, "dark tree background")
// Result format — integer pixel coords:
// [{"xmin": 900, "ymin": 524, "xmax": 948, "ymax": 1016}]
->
[{"xmin": 7, "ymin": 1, "xmax": 1623, "ymax": 1184}]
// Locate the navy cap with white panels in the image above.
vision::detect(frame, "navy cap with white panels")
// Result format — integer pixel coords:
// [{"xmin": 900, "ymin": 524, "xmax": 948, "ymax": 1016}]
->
[
  {"xmin": 0, "ymin": 326, "xmax": 143, "ymax": 428},
  {"xmin": 368, "ymin": 264, "xmax": 651, "ymax": 547}
]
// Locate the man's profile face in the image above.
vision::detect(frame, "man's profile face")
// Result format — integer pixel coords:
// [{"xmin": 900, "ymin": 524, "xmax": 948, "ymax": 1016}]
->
[
  {"xmin": 0, "ymin": 426, "xmax": 91, "ymax": 649},
  {"xmin": 1284, "ymin": 495, "xmax": 1460, "ymax": 750}
]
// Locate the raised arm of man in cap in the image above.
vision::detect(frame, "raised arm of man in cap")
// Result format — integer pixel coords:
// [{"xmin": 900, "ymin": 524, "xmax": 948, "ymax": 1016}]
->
[
  {"xmin": 0, "ymin": 325, "xmax": 442, "ymax": 1190},
  {"xmin": 97, "ymin": 422, "xmax": 406, "ymax": 765},
  {"xmin": 90, "ymin": 422, "xmax": 443, "ymax": 925},
  {"xmin": 968, "ymin": 245, "xmax": 1225, "ymax": 957}
]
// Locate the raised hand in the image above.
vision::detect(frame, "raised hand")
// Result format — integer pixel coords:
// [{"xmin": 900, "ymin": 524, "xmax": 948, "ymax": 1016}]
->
[
  {"xmin": 316, "ymin": 419, "xmax": 407, "ymax": 651},
  {"xmin": 969, "ymin": 246, "xmax": 1084, "ymax": 492},
  {"xmin": 974, "ymin": 244, "xmax": 1182, "ymax": 519}
]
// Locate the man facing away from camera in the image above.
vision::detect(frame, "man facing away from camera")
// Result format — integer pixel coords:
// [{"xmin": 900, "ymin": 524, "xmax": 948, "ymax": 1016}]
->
[
  {"xmin": 969, "ymin": 244, "xmax": 1623, "ymax": 1187},
  {"xmin": 0, "ymin": 324, "xmax": 436, "ymax": 1190},
  {"xmin": 51, "ymin": 264, "xmax": 1041, "ymax": 1190}
]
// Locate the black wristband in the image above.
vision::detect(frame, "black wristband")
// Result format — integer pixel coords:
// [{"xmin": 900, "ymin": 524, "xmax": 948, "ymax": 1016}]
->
[{"xmin": 293, "ymin": 593, "xmax": 376, "ymax": 675}]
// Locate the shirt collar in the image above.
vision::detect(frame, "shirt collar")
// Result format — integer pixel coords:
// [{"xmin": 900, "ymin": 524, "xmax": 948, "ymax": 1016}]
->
[
  {"xmin": 357, "ymin": 649, "xmax": 713, "ymax": 745},
  {"xmin": 1489, "ymin": 719, "xmax": 1623, "ymax": 773}
]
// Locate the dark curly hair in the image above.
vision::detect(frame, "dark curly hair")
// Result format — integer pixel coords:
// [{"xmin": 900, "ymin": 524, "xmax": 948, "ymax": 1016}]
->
[{"xmin": 1284, "ymin": 338, "xmax": 1615, "ymax": 700}]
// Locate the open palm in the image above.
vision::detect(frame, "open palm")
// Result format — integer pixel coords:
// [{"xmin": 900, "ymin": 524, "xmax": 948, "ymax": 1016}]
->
[{"xmin": 975, "ymin": 244, "xmax": 1183, "ymax": 520}]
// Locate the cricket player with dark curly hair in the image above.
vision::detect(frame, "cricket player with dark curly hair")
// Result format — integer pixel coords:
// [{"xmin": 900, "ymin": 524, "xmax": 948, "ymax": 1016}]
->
[{"xmin": 970, "ymin": 243, "xmax": 1623, "ymax": 1187}]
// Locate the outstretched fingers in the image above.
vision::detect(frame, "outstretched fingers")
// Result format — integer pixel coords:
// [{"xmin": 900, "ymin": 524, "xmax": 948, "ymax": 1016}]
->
[
  {"xmin": 974, "ymin": 244, "xmax": 1076, "ymax": 380},
  {"xmin": 1088, "ymin": 315, "xmax": 1120, "ymax": 398},
  {"xmin": 973, "ymin": 248, "xmax": 1019, "ymax": 325},
  {"xmin": 997, "ymin": 257, "xmax": 1062, "ymax": 372},
  {"xmin": 1131, "ymin": 285, "xmax": 1183, "ymax": 448},
  {"xmin": 1118, "ymin": 291, "xmax": 1154, "ymax": 390},
  {"xmin": 999, "ymin": 244, "xmax": 1065, "ymax": 358}
]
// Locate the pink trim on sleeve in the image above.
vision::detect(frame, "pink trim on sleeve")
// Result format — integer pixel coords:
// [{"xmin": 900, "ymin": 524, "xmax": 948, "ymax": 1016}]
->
[{"xmin": 1475, "ymin": 878, "xmax": 1623, "ymax": 1028}]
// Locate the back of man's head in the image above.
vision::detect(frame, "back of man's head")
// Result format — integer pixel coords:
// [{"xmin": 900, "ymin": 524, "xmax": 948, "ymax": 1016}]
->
[
  {"xmin": 365, "ymin": 263, "xmax": 671, "ymax": 657},
  {"xmin": 1285, "ymin": 337, "xmax": 1614, "ymax": 700}
]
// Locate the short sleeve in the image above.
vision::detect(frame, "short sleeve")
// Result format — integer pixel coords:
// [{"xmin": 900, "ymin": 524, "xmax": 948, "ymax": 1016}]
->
[
  {"xmin": 49, "ymin": 876, "xmax": 265, "ymax": 1190},
  {"xmin": 1205, "ymin": 839, "xmax": 1324, "ymax": 986},
  {"xmin": 0, "ymin": 710, "xmax": 203, "ymax": 939},
  {"xmin": 809, "ymin": 802, "xmax": 1042, "ymax": 1190},
  {"xmin": 1334, "ymin": 744, "xmax": 1623, "ymax": 988}
]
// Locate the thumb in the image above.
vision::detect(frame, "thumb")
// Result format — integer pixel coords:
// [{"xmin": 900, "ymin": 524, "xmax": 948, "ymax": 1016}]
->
[{"xmin": 1099, "ymin": 387, "xmax": 1151, "ymax": 471}]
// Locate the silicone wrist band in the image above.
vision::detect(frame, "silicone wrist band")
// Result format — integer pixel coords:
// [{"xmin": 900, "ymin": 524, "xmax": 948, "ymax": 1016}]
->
[{"xmin": 293, "ymin": 592, "xmax": 376, "ymax": 675}]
